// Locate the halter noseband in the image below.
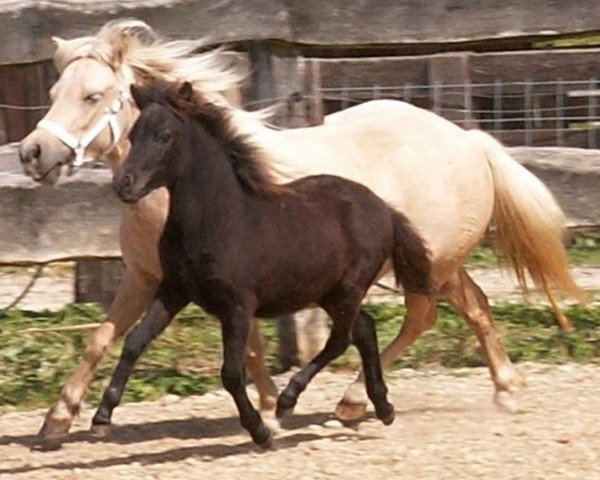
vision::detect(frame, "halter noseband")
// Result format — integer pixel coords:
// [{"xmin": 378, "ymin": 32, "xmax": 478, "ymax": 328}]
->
[{"xmin": 37, "ymin": 90, "xmax": 126, "ymax": 169}]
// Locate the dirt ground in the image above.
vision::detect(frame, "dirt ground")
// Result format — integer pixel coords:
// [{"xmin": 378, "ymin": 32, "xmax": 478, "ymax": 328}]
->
[
  {"xmin": 1, "ymin": 364, "xmax": 599, "ymax": 480},
  {"xmin": 0, "ymin": 267, "xmax": 599, "ymax": 479}
]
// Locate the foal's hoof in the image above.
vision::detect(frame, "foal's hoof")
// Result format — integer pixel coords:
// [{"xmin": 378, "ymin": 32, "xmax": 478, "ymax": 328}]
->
[
  {"xmin": 275, "ymin": 394, "xmax": 296, "ymax": 418},
  {"xmin": 90, "ymin": 423, "xmax": 112, "ymax": 438},
  {"xmin": 334, "ymin": 399, "xmax": 367, "ymax": 422},
  {"xmin": 254, "ymin": 426, "xmax": 274, "ymax": 449},
  {"xmin": 275, "ymin": 405, "xmax": 294, "ymax": 419},
  {"xmin": 378, "ymin": 405, "xmax": 395, "ymax": 426}
]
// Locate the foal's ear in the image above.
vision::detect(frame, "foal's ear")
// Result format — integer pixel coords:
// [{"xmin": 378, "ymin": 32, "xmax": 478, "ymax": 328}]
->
[
  {"xmin": 130, "ymin": 84, "xmax": 151, "ymax": 109},
  {"xmin": 178, "ymin": 82, "xmax": 194, "ymax": 102}
]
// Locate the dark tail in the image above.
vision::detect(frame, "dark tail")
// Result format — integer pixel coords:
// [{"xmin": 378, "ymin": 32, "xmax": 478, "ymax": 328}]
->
[{"xmin": 390, "ymin": 209, "xmax": 432, "ymax": 295}]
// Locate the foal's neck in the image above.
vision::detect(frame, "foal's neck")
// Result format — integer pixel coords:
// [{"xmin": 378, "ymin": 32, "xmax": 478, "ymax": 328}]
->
[{"xmin": 167, "ymin": 123, "xmax": 247, "ymax": 235}]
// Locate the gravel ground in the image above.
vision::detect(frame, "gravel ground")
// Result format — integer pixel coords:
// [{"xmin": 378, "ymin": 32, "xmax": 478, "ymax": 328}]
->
[{"xmin": 1, "ymin": 364, "xmax": 599, "ymax": 480}]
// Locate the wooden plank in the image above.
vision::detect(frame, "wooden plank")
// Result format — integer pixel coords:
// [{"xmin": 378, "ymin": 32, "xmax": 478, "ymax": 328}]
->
[
  {"xmin": 3, "ymin": 0, "xmax": 600, "ymax": 64},
  {"xmin": 470, "ymin": 49, "xmax": 600, "ymax": 84},
  {"xmin": 0, "ymin": 145, "xmax": 121, "ymax": 265},
  {"xmin": 496, "ymin": 129, "xmax": 597, "ymax": 149},
  {"xmin": 318, "ymin": 56, "xmax": 428, "ymax": 92}
]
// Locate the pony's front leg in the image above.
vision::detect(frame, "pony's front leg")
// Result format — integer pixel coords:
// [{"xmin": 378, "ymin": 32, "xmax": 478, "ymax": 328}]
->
[
  {"xmin": 38, "ymin": 269, "xmax": 158, "ymax": 441},
  {"xmin": 91, "ymin": 285, "xmax": 187, "ymax": 433},
  {"xmin": 219, "ymin": 306, "xmax": 272, "ymax": 448}
]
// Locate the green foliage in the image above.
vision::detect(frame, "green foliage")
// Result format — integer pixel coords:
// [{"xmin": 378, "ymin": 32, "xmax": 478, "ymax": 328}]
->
[
  {"xmin": 0, "ymin": 302, "xmax": 599, "ymax": 412},
  {"xmin": 467, "ymin": 235, "xmax": 600, "ymax": 268}
]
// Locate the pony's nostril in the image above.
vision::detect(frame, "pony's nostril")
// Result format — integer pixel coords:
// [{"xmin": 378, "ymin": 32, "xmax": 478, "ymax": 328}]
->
[{"xmin": 19, "ymin": 143, "xmax": 41, "ymax": 165}]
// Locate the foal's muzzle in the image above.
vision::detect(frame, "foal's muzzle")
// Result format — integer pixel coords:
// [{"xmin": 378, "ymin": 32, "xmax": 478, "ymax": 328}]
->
[{"xmin": 113, "ymin": 172, "xmax": 140, "ymax": 203}]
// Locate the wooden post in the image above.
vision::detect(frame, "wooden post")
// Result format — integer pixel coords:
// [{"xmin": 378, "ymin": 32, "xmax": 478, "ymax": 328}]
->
[
  {"xmin": 428, "ymin": 52, "xmax": 476, "ymax": 128},
  {"xmin": 75, "ymin": 259, "xmax": 124, "ymax": 311}
]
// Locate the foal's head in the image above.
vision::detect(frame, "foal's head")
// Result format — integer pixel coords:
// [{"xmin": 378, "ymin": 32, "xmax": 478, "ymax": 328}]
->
[
  {"xmin": 114, "ymin": 81, "xmax": 277, "ymax": 203},
  {"xmin": 113, "ymin": 82, "xmax": 190, "ymax": 203}
]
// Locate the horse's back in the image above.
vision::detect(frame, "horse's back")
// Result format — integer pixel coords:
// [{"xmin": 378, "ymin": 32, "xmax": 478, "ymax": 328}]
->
[{"xmin": 259, "ymin": 99, "xmax": 496, "ymax": 285}]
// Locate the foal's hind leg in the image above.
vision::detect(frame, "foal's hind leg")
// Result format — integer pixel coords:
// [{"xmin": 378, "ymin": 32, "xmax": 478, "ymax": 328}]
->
[
  {"xmin": 444, "ymin": 268, "xmax": 526, "ymax": 411},
  {"xmin": 335, "ymin": 293, "xmax": 437, "ymax": 421},
  {"xmin": 351, "ymin": 309, "xmax": 395, "ymax": 424},
  {"xmin": 39, "ymin": 269, "xmax": 158, "ymax": 440},
  {"xmin": 276, "ymin": 287, "xmax": 371, "ymax": 420},
  {"xmin": 91, "ymin": 285, "xmax": 187, "ymax": 432}
]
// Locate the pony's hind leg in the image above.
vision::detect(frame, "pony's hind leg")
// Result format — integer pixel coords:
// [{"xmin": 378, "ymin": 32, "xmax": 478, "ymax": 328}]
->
[
  {"xmin": 444, "ymin": 268, "xmax": 526, "ymax": 411},
  {"xmin": 91, "ymin": 285, "xmax": 187, "ymax": 432},
  {"xmin": 246, "ymin": 317, "xmax": 278, "ymax": 412},
  {"xmin": 38, "ymin": 269, "xmax": 158, "ymax": 441},
  {"xmin": 335, "ymin": 293, "xmax": 437, "ymax": 421},
  {"xmin": 351, "ymin": 309, "xmax": 395, "ymax": 425}
]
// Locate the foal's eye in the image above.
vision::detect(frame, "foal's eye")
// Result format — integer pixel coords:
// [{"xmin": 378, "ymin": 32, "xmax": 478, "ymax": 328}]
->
[
  {"xmin": 156, "ymin": 130, "xmax": 173, "ymax": 143},
  {"xmin": 84, "ymin": 92, "xmax": 103, "ymax": 104}
]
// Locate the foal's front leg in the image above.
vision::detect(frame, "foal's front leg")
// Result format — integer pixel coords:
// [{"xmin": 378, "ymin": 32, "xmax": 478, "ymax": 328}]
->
[
  {"xmin": 91, "ymin": 285, "xmax": 187, "ymax": 432},
  {"xmin": 219, "ymin": 306, "xmax": 273, "ymax": 448}
]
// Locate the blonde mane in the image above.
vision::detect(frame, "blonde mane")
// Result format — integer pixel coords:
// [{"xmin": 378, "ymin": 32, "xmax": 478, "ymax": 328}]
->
[{"xmin": 53, "ymin": 19, "xmax": 251, "ymax": 109}]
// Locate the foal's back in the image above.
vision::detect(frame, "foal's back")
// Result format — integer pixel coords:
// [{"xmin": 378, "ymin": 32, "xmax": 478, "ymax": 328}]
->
[{"xmin": 241, "ymin": 174, "xmax": 397, "ymax": 317}]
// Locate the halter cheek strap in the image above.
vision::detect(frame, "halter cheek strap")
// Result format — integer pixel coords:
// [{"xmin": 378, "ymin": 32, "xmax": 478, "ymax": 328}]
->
[{"xmin": 37, "ymin": 92, "xmax": 125, "ymax": 169}]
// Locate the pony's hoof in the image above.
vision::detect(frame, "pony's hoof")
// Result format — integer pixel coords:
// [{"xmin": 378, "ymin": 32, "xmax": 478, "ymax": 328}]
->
[
  {"xmin": 38, "ymin": 417, "xmax": 71, "ymax": 441},
  {"xmin": 494, "ymin": 390, "xmax": 520, "ymax": 413},
  {"xmin": 90, "ymin": 423, "xmax": 112, "ymax": 437},
  {"xmin": 334, "ymin": 399, "xmax": 367, "ymax": 422}
]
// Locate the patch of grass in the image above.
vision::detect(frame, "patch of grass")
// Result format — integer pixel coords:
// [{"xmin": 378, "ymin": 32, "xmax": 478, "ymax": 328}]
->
[
  {"xmin": 466, "ymin": 235, "xmax": 600, "ymax": 268},
  {"xmin": 535, "ymin": 33, "xmax": 600, "ymax": 49},
  {"xmin": 0, "ymin": 302, "xmax": 598, "ymax": 412}
]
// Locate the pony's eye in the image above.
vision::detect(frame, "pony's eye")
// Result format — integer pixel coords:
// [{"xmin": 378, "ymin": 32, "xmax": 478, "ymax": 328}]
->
[
  {"xmin": 156, "ymin": 130, "xmax": 173, "ymax": 143},
  {"xmin": 84, "ymin": 92, "xmax": 103, "ymax": 104}
]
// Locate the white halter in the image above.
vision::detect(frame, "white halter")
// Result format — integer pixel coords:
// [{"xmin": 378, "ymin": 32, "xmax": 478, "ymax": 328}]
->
[{"xmin": 37, "ymin": 90, "xmax": 126, "ymax": 169}]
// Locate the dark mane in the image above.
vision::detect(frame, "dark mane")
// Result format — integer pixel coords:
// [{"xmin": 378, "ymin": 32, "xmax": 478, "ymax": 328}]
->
[{"xmin": 137, "ymin": 78, "xmax": 280, "ymax": 196}]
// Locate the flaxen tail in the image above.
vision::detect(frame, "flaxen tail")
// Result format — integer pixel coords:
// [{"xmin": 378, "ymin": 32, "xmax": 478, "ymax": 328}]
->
[
  {"xmin": 467, "ymin": 130, "xmax": 587, "ymax": 330},
  {"xmin": 390, "ymin": 210, "xmax": 432, "ymax": 295}
]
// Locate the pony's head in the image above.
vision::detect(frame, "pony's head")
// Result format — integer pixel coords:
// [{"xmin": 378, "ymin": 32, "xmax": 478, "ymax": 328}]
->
[
  {"xmin": 113, "ymin": 81, "xmax": 191, "ymax": 203},
  {"xmin": 19, "ymin": 19, "xmax": 249, "ymax": 185}
]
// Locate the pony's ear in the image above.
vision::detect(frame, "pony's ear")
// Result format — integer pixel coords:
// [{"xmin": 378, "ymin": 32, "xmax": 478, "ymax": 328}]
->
[
  {"xmin": 51, "ymin": 36, "xmax": 66, "ymax": 50},
  {"xmin": 178, "ymin": 82, "xmax": 194, "ymax": 102}
]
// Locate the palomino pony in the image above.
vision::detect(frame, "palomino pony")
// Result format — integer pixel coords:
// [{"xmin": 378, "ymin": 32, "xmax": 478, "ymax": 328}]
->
[
  {"xmin": 98, "ymin": 80, "xmax": 431, "ymax": 446},
  {"xmin": 19, "ymin": 20, "xmax": 584, "ymax": 439}
]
